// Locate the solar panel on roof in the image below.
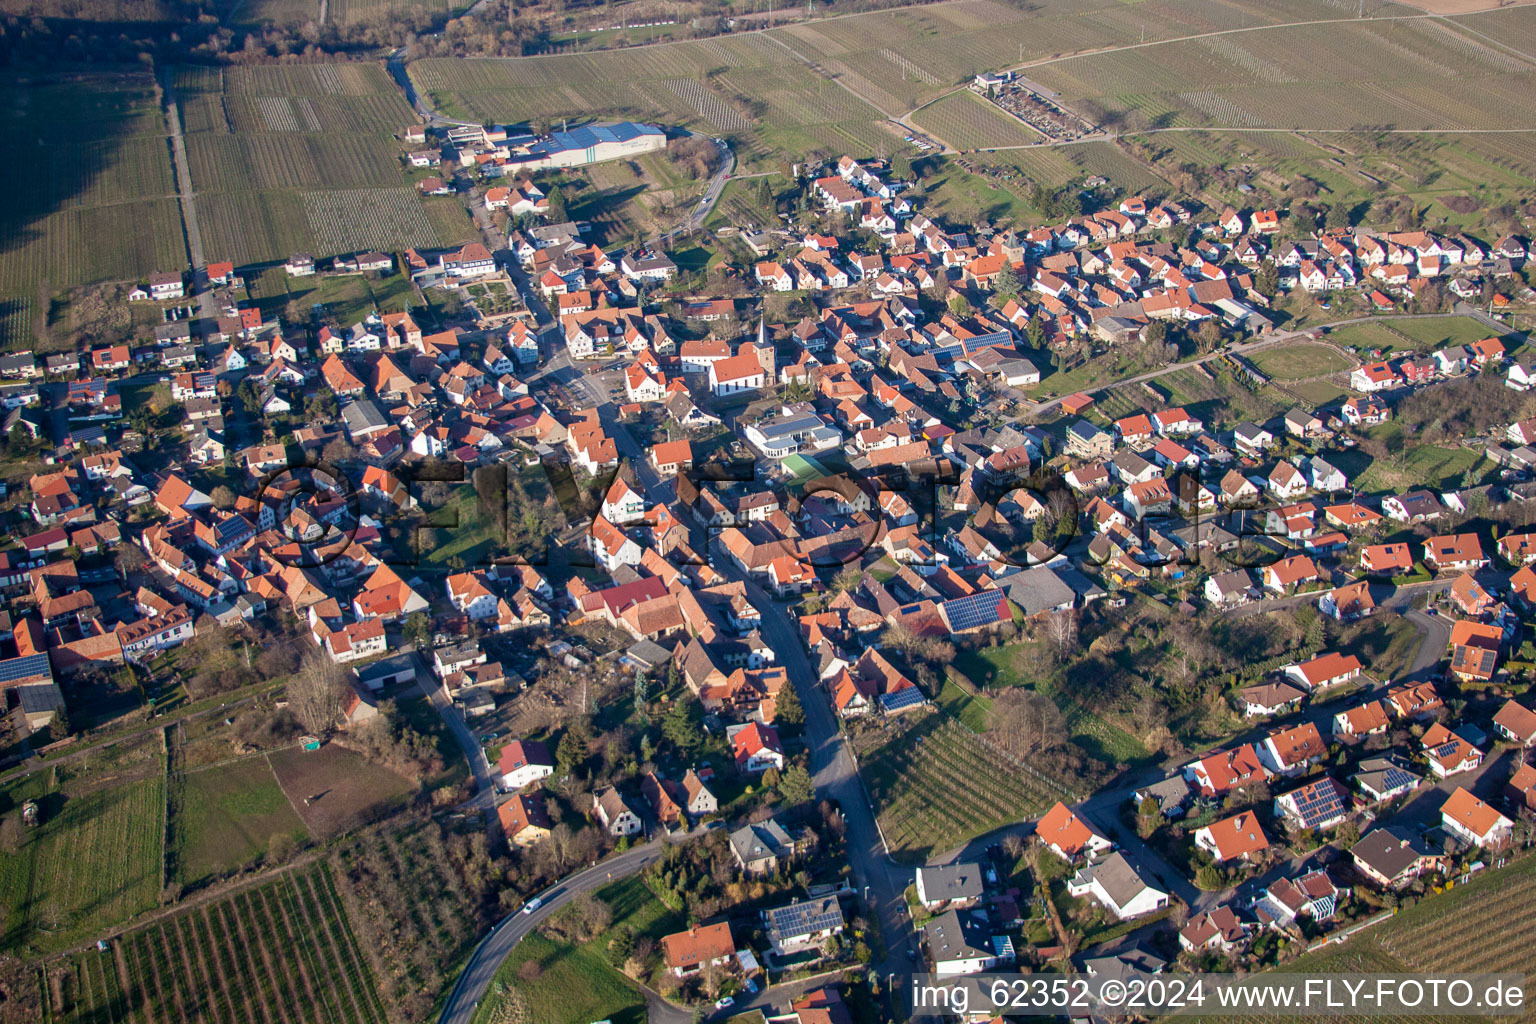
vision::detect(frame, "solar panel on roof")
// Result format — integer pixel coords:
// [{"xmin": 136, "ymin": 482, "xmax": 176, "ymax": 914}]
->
[
  {"xmin": 0, "ymin": 654, "xmax": 51, "ymax": 685},
  {"xmin": 1289, "ymin": 780, "xmax": 1345, "ymax": 826},
  {"xmin": 769, "ymin": 899, "xmax": 843, "ymax": 937},
  {"xmin": 880, "ymin": 687, "xmax": 925, "ymax": 712},
  {"xmin": 942, "ymin": 591, "xmax": 1007, "ymax": 631}
]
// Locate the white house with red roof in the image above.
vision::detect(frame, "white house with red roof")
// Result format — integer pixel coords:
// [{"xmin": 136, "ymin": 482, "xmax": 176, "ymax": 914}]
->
[
  {"xmin": 1284, "ymin": 652, "xmax": 1362, "ymax": 692},
  {"xmin": 446, "ymin": 571, "xmax": 499, "ymax": 620},
  {"xmin": 1036, "ymin": 801, "xmax": 1114, "ymax": 861},
  {"xmin": 1186, "ymin": 744, "xmax": 1268, "ymax": 797},
  {"xmin": 1441, "ymin": 787, "xmax": 1512, "ymax": 848},
  {"xmin": 1351, "ymin": 362, "xmax": 1398, "ymax": 392},
  {"xmin": 1195, "ymin": 811, "xmax": 1270, "ymax": 863},
  {"xmin": 497, "ymin": 739, "xmax": 554, "ymax": 791},
  {"xmin": 730, "ymin": 721, "xmax": 784, "ymax": 772}
]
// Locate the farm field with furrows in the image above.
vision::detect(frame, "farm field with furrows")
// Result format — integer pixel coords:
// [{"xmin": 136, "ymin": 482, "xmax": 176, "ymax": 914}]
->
[
  {"xmin": 0, "ymin": 773, "xmax": 166, "ymax": 956},
  {"xmin": 1028, "ymin": 17, "xmax": 1536, "ymax": 132},
  {"xmin": 176, "ymin": 61, "xmax": 464, "ymax": 265},
  {"xmin": 330, "ymin": 823, "xmax": 487, "ymax": 1022},
  {"xmin": 911, "ymin": 91, "xmax": 1038, "ymax": 150},
  {"xmin": 0, "ymin": 70, "xmax": 186, "ymax": 340},
  {"xmin": 855, "ymin": 711, "xmax": 1069, "ymax": 861},
  {"xmin": 1453, "ymin": 3, "xmax": 1536, "ymax": 57},
  {"xmin": 38, "ymin": 865, "xmax": 388, "ymax": 1024},
  {"xmin": 1184, "ymin": 855, "xmax": 1536, "ymax": 1024},
  {"xmin": 327, "ymin": 0, "xmax": 464, "ymax": 23},
  {"xmin": 765, "ymin": 0, "xmax": 1409, "ymax": 112}
]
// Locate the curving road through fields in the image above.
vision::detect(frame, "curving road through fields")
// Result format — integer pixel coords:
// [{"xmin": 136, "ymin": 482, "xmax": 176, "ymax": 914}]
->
[{"xmin": 437, "ymin": 834, "xmax": 701, "ymax": 1024}]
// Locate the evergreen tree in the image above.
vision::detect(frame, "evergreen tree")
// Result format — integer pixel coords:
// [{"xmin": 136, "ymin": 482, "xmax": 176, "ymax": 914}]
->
[
  {"xmin": 662, "ymin": 697, "xmax": 702, "ymax": 756},
  {"xmin": 1025, "ymin": 312, "xmax": 1047, "ymax": 350},
  {"xmin": 546, "ymin": 185, "xmax": 567, "ymax": 222},
  {"xmin": 607, "ymin": 926, "xmax": 634, "ymax": 967},
  {"xmin": 773, "ymin": 681, "xmax": 805, "ymax": 727},
  {"xmin": 556, "ymin": 717, "xmax": 593, "ymax": 778},
  {"xmin": 777, "ymin": 765, "xmax": 813, "ymax": 806}
]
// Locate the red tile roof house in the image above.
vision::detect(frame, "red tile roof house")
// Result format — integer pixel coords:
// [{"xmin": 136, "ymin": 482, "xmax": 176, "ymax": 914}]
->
[
  {"xmin": 730, "ymin": 721, "xmax": 784, "ymax": 773},
  {"xmin": 1331, "ymin": 700, "xmax": 1391, "ymax": 738},
  {"xmin": 1421, "ymin": 722, "xmax": 1483, "ymax": 778},
  {"xmin": 1179, "ymin": 906, "xmax": 1251, "ymax": 954},
  {"xmin": 1422, "ymin": 532, "xmax": 1487, "ymax": 573},
  {"xmin": 1195, "ymin": 812, "xmax": 1270, "ymax": 864},
  {"xmin": 1507, "ymin": 763, "xmax": 1536, "ymax": 815},
  {"xmin": 1492, "ymin": 698, "xmax": 1536, "ymax": 746},
  {"xmin": 1260, "ymin": 721, "xmax": 1327, "ymax": 776},
  {"xmin": 1449, "ymin": 572, "xmax": 1496, "ymax": 618},
  {"xmin": 1036, "ymin": 801, "xmax": 1114, "ymax": 862},
  {"xmin": 1448, "ymin": 619, "xmax": 1501, "ymax": 682},
  {"xmin": 1360, "ymin": 542, "xmax": 1415, "ymax": 575},
  {"xmin": 1185, "ymin": 744, "xmax": 1269, "ymax": 797},
  {"xmin": 1440, "ymin": 786, "xmax": 1513, "ymax": 848},
  {"xmin": 1113, "ymin": 413, "xmax": 1154, "ymax": 447},
  {"xmin": 1319, "ymin": 580, "xmax": 1375, "ymax": 621},
  {"xmin": 1387, "ymin": 681, "xmax": 1444, "ymax": 720},
  {"xmin": 1284, "ymin": 651, "xmax": 1362, "ymax": 693},
  {"xmin": 662, "ymin": 921, "xmax": 736, "ymax": 978},
  {"xmin": 1261, "ymin": 553, "xmax": 1320, "ymax": 593},
  {"xmin": 496, "ymin": 739, "xmax": 554, "ymax": 791}
]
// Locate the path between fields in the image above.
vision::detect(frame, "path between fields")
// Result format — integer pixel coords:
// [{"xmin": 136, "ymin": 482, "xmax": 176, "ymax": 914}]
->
[
  {"xmin": 158, "ymin": 65, "xmax": 214, "ymax": 319},
  {"xmin": 893, "ymin": 6, "xmax": 1536, "ymax": 151},
  {"xmin": 1025, "ymin": 308, "xmax": 1520, "ymax": 416}
]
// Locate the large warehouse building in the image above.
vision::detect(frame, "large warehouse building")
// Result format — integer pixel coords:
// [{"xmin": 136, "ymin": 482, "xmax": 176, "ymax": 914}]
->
[{"xmin": 516, "ymin": 122, "xmax": 668, "ymax": 169}]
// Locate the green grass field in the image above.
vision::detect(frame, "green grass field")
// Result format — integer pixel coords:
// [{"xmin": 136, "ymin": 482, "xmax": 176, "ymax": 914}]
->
[
  {"xmin": 0, "ymin": 774, "xmax": 164, "ymax": 955},
  {"xmin": 1356, "ymin": 444, "xmax": 1489, "ymax": 494},
  {"xmin": 169, "ymin": 756, "xmax": 309, "ymax": 888},
  {"xmin": 472, "ymin": 875, "xmax": 670, "ymax": 1024},
  {"xmin": 953, "ymin": 645, "xmax": 1154, "ymax": 766},
  {"xmin": 1328, "ymin": 316, "xmax": 1500, "ymax": 356},
  {"xmin": 1249, "ymin": 343, "xmax": 1353, "ymax": 380},
  {"xmin": 934, "ymin": 677, "xmax": 993, "ymax": 733}
]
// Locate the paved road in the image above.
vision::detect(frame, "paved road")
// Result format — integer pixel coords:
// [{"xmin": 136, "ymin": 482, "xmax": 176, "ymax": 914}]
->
[
  {"xmin": 387, "ymin": 50, "xmax": 481, "ymax": 128},
  {"xmin": 660, "ymin": 132, "xmax": 735, "ymax": 247},
  {"xmin": 437, "ymin": 834, "xmax": 698, "ymax": 1024},
  {"xmin": 158, "ymin": 67, "xmax": 215, "ymax": 321},
  {"xmin": 571, "ymin": 376, "xmax": 919, "ymax": 1015},
  {"xmin": 927, "ymin": 568, "xmax": 1475, "ymax": 919},
  {"xmin": 416, "ymin": 672, "xmax": 495, "ymax": 805}
]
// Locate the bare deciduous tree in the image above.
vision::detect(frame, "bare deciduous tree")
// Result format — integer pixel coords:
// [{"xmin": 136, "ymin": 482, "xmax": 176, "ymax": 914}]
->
[
  {"xmin": 287, "ymin": 647, "xmax": 348, "ymax": 733},
  {"xmin": 1044, "ymin": 610, "xmax": 1079, "ymax": 656}
]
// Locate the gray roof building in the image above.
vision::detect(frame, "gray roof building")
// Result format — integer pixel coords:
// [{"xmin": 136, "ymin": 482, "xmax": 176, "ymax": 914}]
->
[
  {"xmin": 915, "ymin": 862, "xmax": 985, "ymax": 907},
  {"xmin": 998, "ymin": 566, "xmax": 1077, "ymax": 617}
]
